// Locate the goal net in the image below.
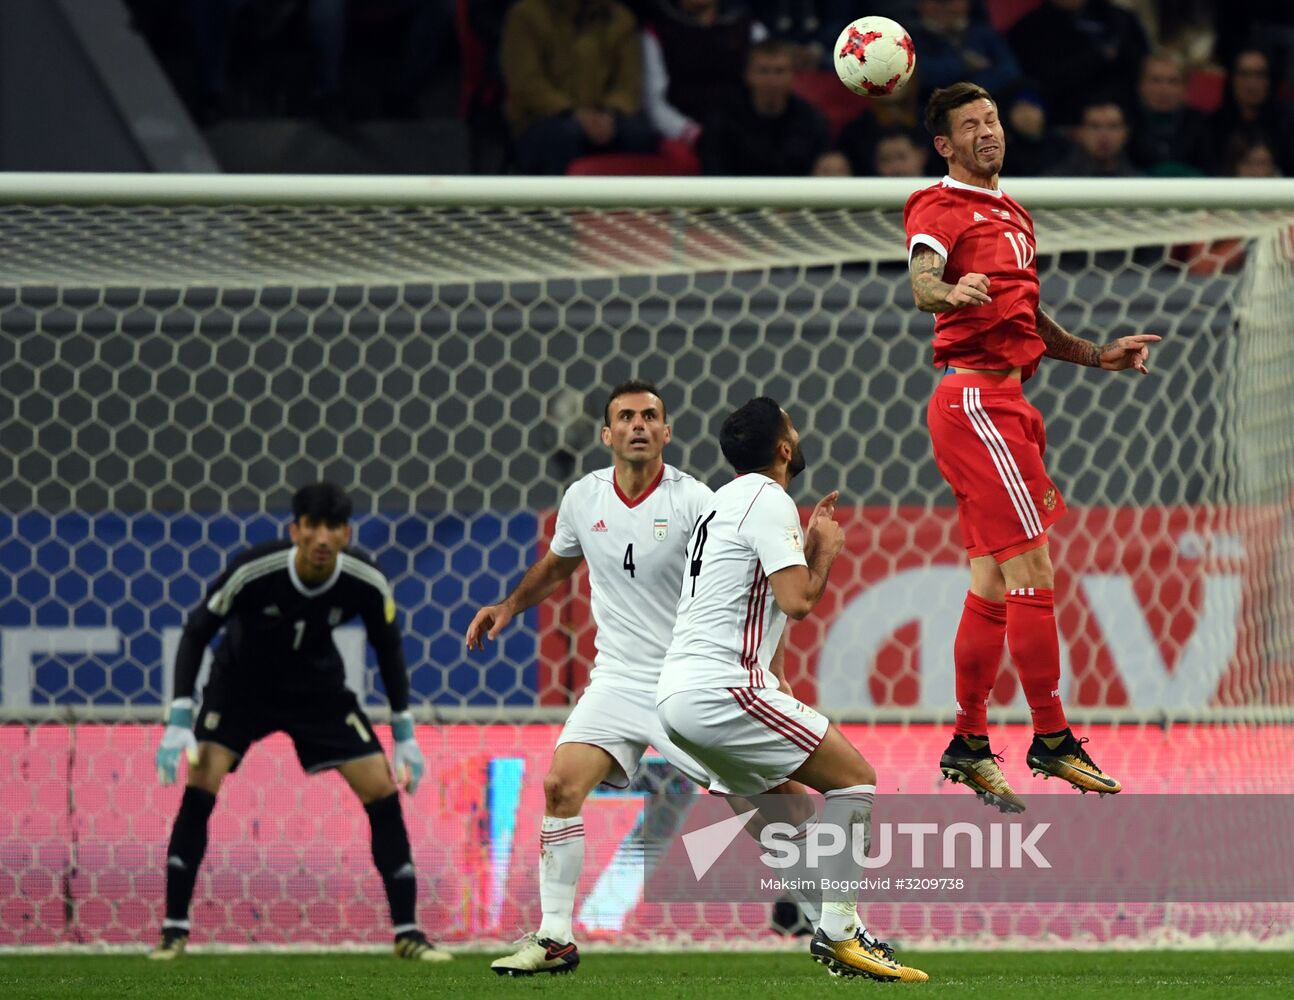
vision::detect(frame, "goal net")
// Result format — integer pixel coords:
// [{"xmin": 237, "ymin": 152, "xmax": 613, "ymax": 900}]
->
[{"xmin": 1, "ymin": 175, "xmax": 1292, "ymax": 950}]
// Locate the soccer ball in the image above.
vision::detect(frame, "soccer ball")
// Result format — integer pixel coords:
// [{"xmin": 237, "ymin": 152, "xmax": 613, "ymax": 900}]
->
[{"xmin": 833, "ymin": 16, "xmax": 916, "ymax": 97}]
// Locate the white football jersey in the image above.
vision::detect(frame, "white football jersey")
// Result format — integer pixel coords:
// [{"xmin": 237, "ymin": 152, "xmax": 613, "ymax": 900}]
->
[
  {"xmin": 658, "ymin": 473, "xmax": 807, "ymax": 700},
  {"xmin": 550, "ymin": 464, "xmax": 714, "ymax": 691}
]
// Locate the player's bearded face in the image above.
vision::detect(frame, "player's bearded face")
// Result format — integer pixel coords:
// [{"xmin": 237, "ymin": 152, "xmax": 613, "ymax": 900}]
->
[
  {"xmin": 788, "ymin": 440, "xmax": 807, "ymax": 480},
  {"xmin": 946, "ymin": 99, "xmax": 1005, "ymax": 177}
]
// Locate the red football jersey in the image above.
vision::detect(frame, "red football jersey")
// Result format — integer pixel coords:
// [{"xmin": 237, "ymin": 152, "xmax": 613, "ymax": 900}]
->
[{"xmin": 903, "ymin": 176, "xmax": 1043, "ymax": 377}]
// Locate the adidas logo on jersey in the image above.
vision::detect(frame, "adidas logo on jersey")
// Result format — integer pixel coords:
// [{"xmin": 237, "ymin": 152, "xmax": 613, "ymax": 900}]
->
[
  {"xmin": 263, "ymin": 605, "xmax": 280, "ymax": 617},
  {"xmin": 591, "ymin": 519, "xmax": 608, "ymax": 532},
  {"xmin": 973, "ymin": 211, "xmax": 987, "ymax": 222}
]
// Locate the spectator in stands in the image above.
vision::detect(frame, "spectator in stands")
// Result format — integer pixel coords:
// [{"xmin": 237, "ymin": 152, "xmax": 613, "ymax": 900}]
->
[
  {"xmin": 1223, "ymin": 131, "xmax": 1283, "ymax": 177},
  {"xmin": 699, "ymin": 38, "xmax": 829, "ymax": 175},
  {"xmin": 751, "ymin": 1, "xmax": 819, "ymax": 43},
  {"xmin": 1211, "ymin": 48, "xmax": 1294, "ymax": 175},
  {"xmin": 1214, "ymin": 0, "xmax": 1294, "ymax": 81},
  {"xmin": 907, "ymin": 0, "xmax": 1022, "ymax": 101},
  {"xmin": 812, "ymin": 1, "xmax": 921, "ymax": 62},
  {"xmin": 1045, "ymin": 98, "xmax": 1140, "ymax": 177},
  {"xmin": 872, "ymin": 126, "xmax": 932, "ymax": 177},
  {"xmin": 1001, "ymin": 93, "xmax": 1065, "ymax": 176},
  {"xmin": 501, "ymin": 0, "xmax": 658, "ymax": 174},
  {"xmin": 1126, "ymin": 50, "xmax": 1211, "ymax": 175},
  {"xmin": 811, "ymin": 149, "xmax": 852, "ymax": 175},
  {"xmin": 1120, "ymin": 0, "xmax": 1215, "ymax": 73},
  {"xmin": 1007, "ymin": 0, "xmax": 1150, "ymax": 126},
  {"xmin": 836, "ymin": 77, "xmax": 935, "ymax": 176},
  {"xmin": 641, "ymin": 1, "xmax": 764, "ymax": 147}
]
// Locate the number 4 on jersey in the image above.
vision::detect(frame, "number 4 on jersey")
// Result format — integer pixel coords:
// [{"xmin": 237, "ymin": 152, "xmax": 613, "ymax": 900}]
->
[
  {"xmin": 688, "ymin": 512, "xmax": 716, "ymax": 595},
  {"xmin": 623, "ymin": 543, "xmax": 635, "ymax": 578}
]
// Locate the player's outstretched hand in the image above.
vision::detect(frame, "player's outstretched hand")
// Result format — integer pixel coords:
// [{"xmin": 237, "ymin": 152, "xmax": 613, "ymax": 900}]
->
[
  {"xmin": 156, "ymin": 697, "xmax": 199, "ymax": 785},
  {"xmin": 390, "ymin": 711, "xmax": 424, "ymax": 795},
  {"xmin": 465, "ymin": 603, "xmax": 513, "ymax": 650},
  {"xmin": 947, "ymin": 273, "xmax": 992, "ymax": 308},
  {"xmin": 807, "ymin": 489, "xmax": 840, "ymax": 531},
  {"xmin": 806, "ymin": 491, "xmax": 846, "ymax": 559},
  {"xmin": 1099, "ymin": 333, "xmax": 1161, "ymax": 374}
]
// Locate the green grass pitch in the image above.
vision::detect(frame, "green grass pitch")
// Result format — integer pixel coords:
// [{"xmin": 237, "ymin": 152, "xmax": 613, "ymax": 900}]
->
[{"xmin": 3, "ymin": 951, "xmax": 1293, "ymax": 999}]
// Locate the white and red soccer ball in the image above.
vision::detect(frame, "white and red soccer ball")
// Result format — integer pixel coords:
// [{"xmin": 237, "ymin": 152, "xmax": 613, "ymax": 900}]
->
[{"xmin": 833, "ymin": 15, "xmax": 916, "ymax": 97}]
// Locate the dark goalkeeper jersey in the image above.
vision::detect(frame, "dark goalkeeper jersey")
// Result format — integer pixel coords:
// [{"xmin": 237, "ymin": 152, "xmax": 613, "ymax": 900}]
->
[{"xmin": 172, "ymin": 539, "xmax": 410, "ymax": 711}]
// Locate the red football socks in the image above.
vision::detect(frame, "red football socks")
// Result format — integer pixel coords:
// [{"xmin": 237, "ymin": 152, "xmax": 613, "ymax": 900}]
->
[
  {"xmin": 1005, "ymin": 587, "xmax": 1068, "ymax": 734},
  {"xmin": 953, "ymin": 591, "xmax": 1007, "ymax": 736}
]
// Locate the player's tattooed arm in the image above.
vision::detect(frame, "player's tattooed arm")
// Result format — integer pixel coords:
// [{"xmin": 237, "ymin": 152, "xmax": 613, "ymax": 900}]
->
[
  {"xmin": 909, "ymin": 248, "xmax": 955, "ymax": 311},
  {"xmin": 1036, "ymin": 308, "xmax": 1103, "ymax": 367},
  {"xmin": 909, "ymin": 248, "xmax": 992, "ymax": 312},
  {"xmin": 1038, "ymin": 310, "xmax": 1160, "ymax": 373}
]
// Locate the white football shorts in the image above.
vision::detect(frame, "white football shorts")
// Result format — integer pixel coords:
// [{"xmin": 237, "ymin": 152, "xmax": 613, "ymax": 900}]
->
[
  {"xmin": 657, "ymin": 685, "xmax": 830, "ymax": 796},
  {"xmin": 555, "ymin": 677, "xmax": 715, "ymax": 790}
]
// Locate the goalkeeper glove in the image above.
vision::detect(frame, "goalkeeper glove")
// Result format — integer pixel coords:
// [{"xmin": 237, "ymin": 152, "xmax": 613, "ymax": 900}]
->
[
  {"xmin": 390, "ymin": 710, "xmax": 424, "ymax": 795},
  {"xmin": 156, "ymin": 698, "xmax": 199, "ymax": 785}
]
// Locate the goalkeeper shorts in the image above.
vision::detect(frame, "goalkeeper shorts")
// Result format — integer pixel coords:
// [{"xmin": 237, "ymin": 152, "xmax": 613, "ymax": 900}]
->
[{"xmin": 195, "ymin": 686, "xmax": 382, "ymax": 774}]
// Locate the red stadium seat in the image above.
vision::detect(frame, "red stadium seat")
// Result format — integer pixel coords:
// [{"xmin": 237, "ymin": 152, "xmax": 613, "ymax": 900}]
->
[
  {"xmin": 1186, "ymin": 67, "xmax": 1226, "ymax": 113},
  {"xmin": 565, "ymin": 138, "xmax": 700, "ymax": 176},
  {"xmin": 986, "ymin": 0, "xmax": 1042, "ymax": 32}
]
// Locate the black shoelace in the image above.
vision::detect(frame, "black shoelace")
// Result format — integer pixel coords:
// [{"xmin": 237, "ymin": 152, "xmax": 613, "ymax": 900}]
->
[
  {"xmin": 857, "ymin": 929, "xmax": 895, "ymax": 962},
  {"xmin": 1070, "ymin": 736, "xmax": 1100, "ymax": 769}
]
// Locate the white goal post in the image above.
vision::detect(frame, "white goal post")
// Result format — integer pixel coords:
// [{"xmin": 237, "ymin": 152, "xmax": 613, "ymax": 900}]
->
[{"xmin": 0, "ymin": 174, "xmax": 1292, "ymax": 950}]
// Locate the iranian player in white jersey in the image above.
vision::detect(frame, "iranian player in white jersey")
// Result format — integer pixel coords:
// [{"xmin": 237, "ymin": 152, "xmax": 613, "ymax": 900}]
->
[
  {"xmin": 467, "ymin": 380, "xmax": 726, "ymax": 976},
  {"xmin": 658, "ymin": 398, "xmax": 928, "ymax": 983}
]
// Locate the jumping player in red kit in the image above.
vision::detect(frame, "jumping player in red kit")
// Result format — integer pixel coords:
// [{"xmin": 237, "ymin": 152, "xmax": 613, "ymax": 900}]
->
[{"xmin": 904, "ymin": 82, "xmax": 1159, "ymax": 810}]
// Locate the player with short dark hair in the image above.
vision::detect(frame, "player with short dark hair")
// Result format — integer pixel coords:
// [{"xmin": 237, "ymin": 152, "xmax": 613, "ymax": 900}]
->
[
  {"xmin": 149, "ymin": 482, "xmax": 448, "ymax": 962},
  {"xmin": 659, "ymin": 398, "xmax": 926, "ymax": 983},
  {"xmin": 718, "ymin": 394, "xmax": 788, "ymax": 472},
  {"xmin": 905, "ymin": 82, "xmax": 1159, "ymax": 809},
  {"xmin": 467, "ymin": 379, "xmax": 718, "ymax": 976}
]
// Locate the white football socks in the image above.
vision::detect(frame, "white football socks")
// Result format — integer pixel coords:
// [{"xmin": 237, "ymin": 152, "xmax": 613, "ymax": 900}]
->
[
  {"xmin": 777, "ymin": 817, "xmax": 822, "ymax": 926},
  {"xmin": 537, "ymin": 815, "xmax": 585, "ymax": 945},
  {"xmin": 817, "ymin": 784, "xmax": 876, "ymax": 941}
]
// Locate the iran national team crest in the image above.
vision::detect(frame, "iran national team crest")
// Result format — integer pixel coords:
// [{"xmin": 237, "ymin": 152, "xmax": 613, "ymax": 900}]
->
[
  {"xmin": 328, "ymin": 607, "xmax": 343, "ymax": 626},
  {"xmin": 653, "ymin": 518, "xmax": 668, "ymax": 541}
]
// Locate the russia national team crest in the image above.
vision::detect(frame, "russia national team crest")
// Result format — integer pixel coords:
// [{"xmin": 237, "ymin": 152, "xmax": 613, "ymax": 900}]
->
[{"xmin": 653, "ymin": 518, "xmax": 668, "ymax": 541}]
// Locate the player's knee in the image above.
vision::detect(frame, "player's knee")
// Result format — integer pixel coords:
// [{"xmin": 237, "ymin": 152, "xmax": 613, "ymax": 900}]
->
[
  {"xmin": 1002, "ymin": 544, "xmax": 1054, "ymax": 590},
  {"xmin": 850, "ymin": 758, "xmax": 878, "ymax": 789},
  {"xmin": 186, "ymin": 766, "xmax": 224, "ymax": 796},
  {"xmin": 543, "ymin": 771, "xmax": 586, "ymax": 817}
]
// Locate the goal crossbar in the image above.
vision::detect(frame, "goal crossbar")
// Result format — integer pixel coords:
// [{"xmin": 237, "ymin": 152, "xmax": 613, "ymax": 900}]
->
[{"xmin": 2, "ymin": 173, "xmax": 1294, "ymax": 209}]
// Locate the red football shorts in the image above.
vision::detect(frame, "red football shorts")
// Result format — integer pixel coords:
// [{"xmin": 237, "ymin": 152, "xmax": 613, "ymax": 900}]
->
[{"xmin": 927, "ymin": 372, "xmax": 1067, "ymax": 562}]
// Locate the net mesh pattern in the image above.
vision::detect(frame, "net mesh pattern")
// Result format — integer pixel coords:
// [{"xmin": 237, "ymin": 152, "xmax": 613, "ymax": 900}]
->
[{"xmin": 0, "ymin": 198, "xmax": 1291, "ymax": 948}]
